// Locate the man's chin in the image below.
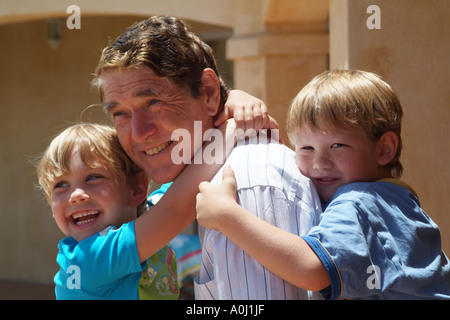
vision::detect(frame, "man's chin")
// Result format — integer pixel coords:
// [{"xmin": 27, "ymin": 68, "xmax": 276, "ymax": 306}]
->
[{"xmin": 147, "ymin": 163, "xmax": 186, "ymax": 184}]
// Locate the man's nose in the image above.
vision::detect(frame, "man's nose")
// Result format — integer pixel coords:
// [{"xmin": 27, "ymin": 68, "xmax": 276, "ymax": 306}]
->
[{"xmin": 131, "ymin": 110, "xmax": 157, "ymax": 143}]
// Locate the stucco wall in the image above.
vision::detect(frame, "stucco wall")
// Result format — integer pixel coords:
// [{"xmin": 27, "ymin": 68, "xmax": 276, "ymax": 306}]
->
[
  {"xmin": 0, "ymin": 13, "xmax": 232, "ymax": 285},
  {"xmin": 330, "ymin": 0, "xmax": 450, "ymax": 253},
  {"xmin": 0, "ymin": 16, "xmax": 163, "ymax": 284},
  {"xmin": 1, "ymin": 0, "xmax": 449, "ymax": 289}
]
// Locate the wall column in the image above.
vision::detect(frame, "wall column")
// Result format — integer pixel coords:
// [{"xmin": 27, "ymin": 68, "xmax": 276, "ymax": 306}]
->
[
  {"xmin": 227, "ymin": 0, "xmax": 329, "ymax": 142},
  {"xmin": 330, "ymin": 0, "xmax": 450, "ymax": 251}
]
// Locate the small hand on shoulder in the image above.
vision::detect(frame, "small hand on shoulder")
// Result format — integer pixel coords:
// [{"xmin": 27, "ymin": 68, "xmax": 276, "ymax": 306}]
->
[
  {"xmin": 216, "ymin": 90, "xmax": 282, "ymax": 142},
  {"xmin": 196, "ymin": 166, "xmax": 239, "ymax": 230}
]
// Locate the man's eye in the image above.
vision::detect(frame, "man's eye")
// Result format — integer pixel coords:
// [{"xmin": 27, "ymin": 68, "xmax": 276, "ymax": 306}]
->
[
  {"xmin": 148, "ymin": 99, "xmax": 160, "ymax": 107},
  {"xmin": 112, "ymin": 111, "xmax": 126, "ymax": 118}
]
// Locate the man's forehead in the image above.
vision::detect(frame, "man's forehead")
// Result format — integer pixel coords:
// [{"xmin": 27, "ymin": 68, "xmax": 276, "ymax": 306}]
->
[
  {"xmin": 101, "ymin": 69, "xmax": 173, "ymax": 109},
  {"xmin": 102, "ymin": 69, "xmax": 169, "ymax": 94}
]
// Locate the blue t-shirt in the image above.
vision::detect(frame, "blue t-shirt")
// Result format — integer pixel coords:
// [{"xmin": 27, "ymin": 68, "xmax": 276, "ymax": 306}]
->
[
  {"xmin": 303, "ymin": 180, "xmax": 450, "ymax": 300},
  {"xmin": 54, "ymin": 221, "xmax": 179, "ymax": 300}
]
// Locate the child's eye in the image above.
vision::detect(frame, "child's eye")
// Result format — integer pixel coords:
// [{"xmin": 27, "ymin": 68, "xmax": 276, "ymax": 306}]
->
[
  {"xmin": 331, "ymin": 143, "xmax": 346, "ymax": 148},
  {"xmin": 86, "ymin": 174, "xmax": 104, "ymax": 182},
  {"xmin": 53, "ymin": 181, "xmax": 69, "ymax": 190},
  {"xmin": 300, "ymin": 146, "xmax": 314, "ymax": 151}
]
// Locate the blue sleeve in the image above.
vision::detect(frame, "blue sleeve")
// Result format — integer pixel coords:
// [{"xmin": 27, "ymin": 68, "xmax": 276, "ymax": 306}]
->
[
  {"xmin": 147, "ymin": 182, "xmax": 172, "ymax": 207},
  {"xmin": 302, "ymin": 235, "xmax": 342, "ymax": 300},
  {"xmin": 303, "ymin": 194, "xmax": 388, "ymax": 300},
  {"xmin": 57, "ymin": 221, "xmax": 143, "ymax": 294}
]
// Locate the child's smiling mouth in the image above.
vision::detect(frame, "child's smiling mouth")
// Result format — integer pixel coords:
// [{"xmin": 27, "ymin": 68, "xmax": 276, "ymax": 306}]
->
[
  {"xmin": 313, "ymin": 177, "xmax": 340, "ymax": 186},
  {"xmin": 72, "ymin": 210, "xmax": 100, "ymax": 226}
]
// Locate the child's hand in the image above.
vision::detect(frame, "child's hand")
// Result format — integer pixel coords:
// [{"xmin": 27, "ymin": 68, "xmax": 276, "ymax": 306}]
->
[
  {"xmin": 215, "ymin": 90, "xmax": 280, "ymax": 137},
  {"xmin": 196, "ymin": 166, "xmax": 239, "ymax": 230}
]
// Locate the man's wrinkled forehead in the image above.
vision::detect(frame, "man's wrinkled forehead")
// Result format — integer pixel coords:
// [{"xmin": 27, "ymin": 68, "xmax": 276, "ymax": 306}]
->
[{"xmin": 99, "ymin": 68, "xmax": 173, "ymax": 113}]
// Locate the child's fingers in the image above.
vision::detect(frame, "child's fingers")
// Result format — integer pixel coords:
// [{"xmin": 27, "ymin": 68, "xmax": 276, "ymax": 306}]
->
[
  {"xmin": 214, "ymin": 105, "xmax": 231, "ymax": 127},
  {"xmin": 232, "ymin": 106, "xmax": 246, "ymax": 131},
  {"xmin": 222, "ymin": 166, "xmax": 237, "ymax": 191},
  {"xmin": 251, "ymin": 102, "xmax": 269, "ymax": 132},
  {"xmin": 198, "ymin": 181, "xmax": 211, "ymax": 193}
]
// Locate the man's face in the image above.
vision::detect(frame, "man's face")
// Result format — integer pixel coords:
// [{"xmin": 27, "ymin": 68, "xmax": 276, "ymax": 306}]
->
[{"xmin": 101, "ymin": 68, "xmax": 215, "ymax": 183}]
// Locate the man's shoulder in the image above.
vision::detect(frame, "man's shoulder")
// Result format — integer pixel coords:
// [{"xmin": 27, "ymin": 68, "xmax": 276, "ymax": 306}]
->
[
  {"xmin": 224, "ymin": 140, "xmax": 309, "ymax": 191},
  {"xmin": 229, "ymin": 139, "xmax": 295, "ymax": 165}
]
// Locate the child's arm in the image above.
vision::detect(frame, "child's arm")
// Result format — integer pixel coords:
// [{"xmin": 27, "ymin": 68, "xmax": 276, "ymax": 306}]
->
[
  {"xmin": 134, "ymin": 120, "xmax": 237, "ymax": 263},
  {"xmin": 196, "ymin": 166, "xmax": 330, "ymax": 291}
]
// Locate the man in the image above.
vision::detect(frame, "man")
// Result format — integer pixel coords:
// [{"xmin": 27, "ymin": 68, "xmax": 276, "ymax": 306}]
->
[{"xmin": 92, "ymin": 15, "xmax": 321, "ymax": 299}]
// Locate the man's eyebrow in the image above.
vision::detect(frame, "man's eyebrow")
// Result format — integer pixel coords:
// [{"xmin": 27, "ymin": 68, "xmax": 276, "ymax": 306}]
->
[
  {"xmin": 103, "ymin": 101, "xmax": 117, "ymax": 113},
  {"xmin": 134, "ymin": 88, "xmax": 158, "ymax": 98},
  {"xmin": 103, "ymin": 88, "xmax": 158, "ymax": 113}
]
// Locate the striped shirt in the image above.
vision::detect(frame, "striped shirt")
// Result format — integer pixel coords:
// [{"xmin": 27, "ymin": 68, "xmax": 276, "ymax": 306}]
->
[{"xmin": 195, "ymin": 136, "xmax": 322, "ymax": 299}]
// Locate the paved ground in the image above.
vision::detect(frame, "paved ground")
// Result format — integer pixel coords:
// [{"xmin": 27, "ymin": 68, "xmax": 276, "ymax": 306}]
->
[
  {"xmin": 0, "ymin": 280, "xmax": 54, "ymax": 300},
  {"xmin": 0, "ymin": 280, "xmax": 194, "ymax": 300}
]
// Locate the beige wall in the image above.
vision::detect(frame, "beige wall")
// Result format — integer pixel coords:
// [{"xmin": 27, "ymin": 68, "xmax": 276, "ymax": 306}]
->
[
  {"xmin": 0, "ymin": 0, "xmax": 238, "ymax": 285},
  {"xmin": 330, "ymin": 0, "xmax": 450, "ymax": 253},
  {"xmin": 0, "ymin": 13, "xmax": 232, "ymax": 284},
  {"xmin": 0, "ymin": 16, "xmax": 148, "ymax": 284},
  {"xmin": 228, "ymin": 0, "xmax": 329, "ymax": 141},
  {"xmin": 0, "ymin": 0, "xmax": 449, "ymax": 288}
]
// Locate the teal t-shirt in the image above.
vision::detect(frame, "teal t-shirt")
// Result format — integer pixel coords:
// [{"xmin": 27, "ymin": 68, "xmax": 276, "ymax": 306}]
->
[{"xmin": 54, "ymin": 220, "xmax": 179, "ymax": 300}]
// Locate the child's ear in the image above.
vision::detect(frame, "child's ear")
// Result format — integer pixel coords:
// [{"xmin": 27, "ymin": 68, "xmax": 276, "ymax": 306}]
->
[
  {"xmin": 377, "ymin": 131, "xmax": 399, "ymax": 166},
  {"xmin": 129, "ymin": 172, "xmax": 149, "ymax": 207}
]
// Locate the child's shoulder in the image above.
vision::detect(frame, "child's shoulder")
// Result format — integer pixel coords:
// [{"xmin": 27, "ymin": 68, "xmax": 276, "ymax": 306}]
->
[
  {"xmin": 376, "ymin": 178, "xmax": 418, "ymax": 198},
  {"xmin": 326, "ymin": 180, "xmax": 427, "ymax": 229},
  {"xmin": 333, "ymin": 179, "xmax": 419, "ymax": 204},
  {"xmin": 58, "ymin": 222, "xmax": 136, "ymax": 255}
]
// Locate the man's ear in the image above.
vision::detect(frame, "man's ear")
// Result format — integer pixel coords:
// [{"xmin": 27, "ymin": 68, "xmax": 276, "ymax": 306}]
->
[
  {"xmin": 200, "ymin": 68, "xmax": 221, "ymax": 117},
  {"xmin": 377, "ymin": 131, "xmax": 399, "ymax": 166},
  {"xmin": 129, "ymin": 172, "xmax": 149, "ymax": 207}
]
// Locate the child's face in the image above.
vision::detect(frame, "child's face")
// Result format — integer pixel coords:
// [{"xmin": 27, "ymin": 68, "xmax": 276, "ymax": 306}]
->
[
  {"xmin": 50, "ymin": 150, "xmax": 137, "ymax": 242},
  {"xmin": 294, "ymin": 126, "xmax": 384, "ymax": 202}
]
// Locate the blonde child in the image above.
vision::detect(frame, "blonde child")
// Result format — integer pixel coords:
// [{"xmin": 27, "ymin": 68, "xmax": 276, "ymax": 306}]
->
[
  {"xmin": 37, "ymin": 121, "xmax": 236, "ymax": 299},
  {"xmin": 196, "ymin": 70, "xmax": 450, "ymax": 299}
]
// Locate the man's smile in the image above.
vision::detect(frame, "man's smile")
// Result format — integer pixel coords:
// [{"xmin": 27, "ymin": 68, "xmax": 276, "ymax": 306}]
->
[{"xmin": 145, "ymin": 141, "xmax": 172, "ymax": 155}]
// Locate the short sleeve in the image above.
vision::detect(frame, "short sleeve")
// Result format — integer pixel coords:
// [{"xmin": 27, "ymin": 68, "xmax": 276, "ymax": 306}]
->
[
  {"xmin": 304, "ymin": 194, "xmax": 396, "ymax": 300},
  {"xmin": 302, "ymin": 200, "xmax": 372, "ymax": 300},
  {"xmin": 56, "ymin": 221, "xmax": 143, "ymax": 296},
  {"xmin": 303, "ymin": 186, "xmax": 406, "ymax": 299}
]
